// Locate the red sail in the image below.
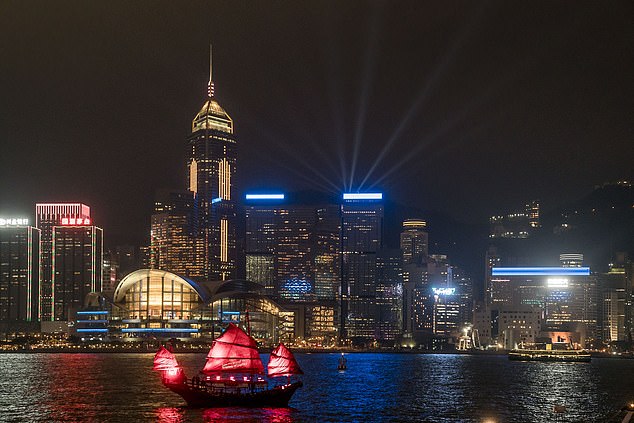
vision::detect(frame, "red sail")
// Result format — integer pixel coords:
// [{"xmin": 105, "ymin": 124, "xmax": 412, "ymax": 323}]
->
[
  {"xmin": 202, "ymin": 323, "xmax": 264, "ymax": 375},
  {"xmin": 268, "ymin": 343, "xmax": 303, "ymax": 377},
  {"xmin": 153, "ymin": 346, "xmax": 179, "ymax": 371}
]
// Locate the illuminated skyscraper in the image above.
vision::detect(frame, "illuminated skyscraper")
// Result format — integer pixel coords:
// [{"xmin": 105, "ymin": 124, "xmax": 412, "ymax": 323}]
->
[
  {"xmin": 244, "ymin": 193, "xmax": 339, "ymax": 302},
  {"xmin": 0, "ymin": 218, "xmax": 40, "ymax": 331},
  {"xmin": 376, "ymin": 249, "xmax": 403, "ymax": 342},
  {"xmin": 187, "ymin": 47, "xmax": 237, "ymax": 281},
  {"xmin": 341, "ymin": 193, "xmax": 383, "ymax": 343},
  {"xmin": 490, "ymin": 265, "xmax": 598, "ymax": 345},
  {"xmin": 400, "ymin": 219, "xmax": 428, "ymax": 265},
  {"xmin": 244, "ymin": 193, "xmax": 340, "ymax": 343},
  {"xmin": 36, "ymin": 203, "xmax": 91, "ymax": 321},
  {"xmin": 150, "ymin": 190, "xmax": 205, "ymax": 279},
  {"xmin": 52, "ymin": 221, "xmax": 103, "ymax": 321},
  {"xmin": 244, "ymin": 194, "xmax": 286, "ymax": 297}
]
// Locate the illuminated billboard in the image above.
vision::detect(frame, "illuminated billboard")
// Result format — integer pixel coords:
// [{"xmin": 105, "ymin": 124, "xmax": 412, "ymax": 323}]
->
[
  {"xmin": 432, "ymin": 287, "xmax": 456, "ymax": 295},
  {"xmin": 491, "ymin": 267, "xmax": 590, "ymax": 276},
  {"xmin": 0, "ymin": 218, "xmax": 29, "ymax": 226},
  {"xmin": 245, "ymin": 194, "xmax": 285, "ymax": 200},
  {"xmin": 342, "ymin": 193, "xmax": 383, "ymax": 200}
]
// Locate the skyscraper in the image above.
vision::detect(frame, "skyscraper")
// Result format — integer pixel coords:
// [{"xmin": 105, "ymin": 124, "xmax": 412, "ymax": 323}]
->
[
  {"xmin": 244, "ymin": 195, "xmax": 281, "ymax": 296},
  {"xmin": 244, "ymin": 192, "xmax": 340, "ymax": 343},
  {"xmin": 150, "ymin": 190, "xmax": 205, "ymax": 279},
  {"xmin": 187, "ymin": 47, "xmax": 237, "ymax": 281},
  {"xmin": 0, "ymin": 217, "xmax": 40, "ymax": 332},
  {"xmin": 52, "ymin": 221, "xmax": 103, "ymax": 321},
  {"xmin": 341, "ymin": 193, "xmax": 383, "ymax": 343},
  {"xmin": 400, "ymin": 219, "xmax": 428, "ymax": 265},
  {"xmin": 36, "ymin": 203, "xmax": 91, "ymax": 321},
  {"xmin": 376, "ymin": 249, "xmax": 403, "ymax": 342}
]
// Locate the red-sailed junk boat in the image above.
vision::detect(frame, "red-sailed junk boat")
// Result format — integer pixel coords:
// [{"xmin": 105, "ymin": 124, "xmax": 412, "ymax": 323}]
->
[{"xmin": 153, "ymin": 323, "xmax": 303, "ymax": 407}]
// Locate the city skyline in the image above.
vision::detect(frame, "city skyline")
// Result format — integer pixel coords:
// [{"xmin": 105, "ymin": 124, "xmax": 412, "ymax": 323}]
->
[{"xmin": 1, "ymin": 2, "xmax": 632, "ymax": 249}]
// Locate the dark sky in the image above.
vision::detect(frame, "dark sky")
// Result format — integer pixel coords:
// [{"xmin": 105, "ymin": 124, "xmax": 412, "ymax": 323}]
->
[{"xmin": 1, "ymin": 1, "xmax": 632, "ymax": 247}]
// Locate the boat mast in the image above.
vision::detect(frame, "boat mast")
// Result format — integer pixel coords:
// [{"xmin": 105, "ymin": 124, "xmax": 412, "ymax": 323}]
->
[{"xmin": 245, "ymin": 309, "xmax": 251, "ymax": 337}]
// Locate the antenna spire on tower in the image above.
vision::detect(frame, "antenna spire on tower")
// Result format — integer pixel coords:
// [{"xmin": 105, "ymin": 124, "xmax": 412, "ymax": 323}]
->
[{"xmin": 208, "ymin": 44, "xmax": 214, "ymax": 98}]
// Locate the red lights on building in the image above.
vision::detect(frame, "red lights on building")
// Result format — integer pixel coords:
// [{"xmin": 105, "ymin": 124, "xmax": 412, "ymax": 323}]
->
[{"xmin": 60, "ymin": 217, "xmax": 91, "ymax": 226}]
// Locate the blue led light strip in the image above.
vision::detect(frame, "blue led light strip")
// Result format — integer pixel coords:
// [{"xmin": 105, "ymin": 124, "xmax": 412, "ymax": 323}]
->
[
  {"xmin": 491, "ymin": 267, "xmax": 590, "ymax": 276},
  {"xmin": 245, "ymin": 194, "xmax": 285, "ymax": 200},
  {"xmin": 343, "ymin": 193, "xmax": 383, "ymax": 200}
]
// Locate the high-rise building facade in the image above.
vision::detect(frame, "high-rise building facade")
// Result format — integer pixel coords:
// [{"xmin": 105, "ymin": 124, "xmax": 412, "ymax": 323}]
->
[
  {"xmin": 341, "ymin": 193, "xmax": 383, "ymax": 343},
  {"xmin": 36, "ymin": 203, "xmax": 91, "ymax": 321},
  {"xmin": 187, "ymin": 50, "xmax": 237, "ymax": 281},
  {"xmin": 0, "ymin": 218, "xmax": 40, "ymax": 331},
  {"xmin": 490, "ymin": 265, "xmax": 598, "ymax": 344},
  {"xmin": 52, "ymin": 222, "xmax": 103, "ymax": 321},
  {"xmin": 375, "ymin": 249, "xmax": 403, "ymax": 342},
  {"xmin": 244, "ymin": 193, "xmax": 340, "ymax": 344},
  {"xmin": 400, "ymin": 219, "xmax": 428, "ymax": 265},
  {"xmin": 597, "ymin": 259, "xmax": 631, "ymax": 342},
  {"xmin": 245, "ymin": 194, "xmax": 288, "ymax": 297},
  {"xmin": 150, "ymin": 190, "xmax": 205, "ymax": 279}
]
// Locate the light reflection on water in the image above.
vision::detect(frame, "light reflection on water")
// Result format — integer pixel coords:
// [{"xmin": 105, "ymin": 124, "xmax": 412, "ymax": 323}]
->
[{"xmin": 0, "ymin": 352, "xmax": 632, "ymax": 422}]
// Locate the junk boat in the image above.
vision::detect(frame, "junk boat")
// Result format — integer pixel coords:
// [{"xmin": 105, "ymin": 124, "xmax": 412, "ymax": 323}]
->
[
  {"xmin": 153, "ymin": 323, "xmax": 303, "ymax": 407},
  {"xmin": 508, "ymin": 348, "xmax": 591, "ymax": 362}
]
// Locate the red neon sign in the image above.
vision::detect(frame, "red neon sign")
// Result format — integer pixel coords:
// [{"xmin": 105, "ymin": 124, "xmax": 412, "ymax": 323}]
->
[{"xmin": 60, "ymin": 218, "xmax": 91, "ymax": 226}]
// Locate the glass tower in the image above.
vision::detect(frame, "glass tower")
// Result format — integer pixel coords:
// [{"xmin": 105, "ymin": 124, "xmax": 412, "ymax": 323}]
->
[{"xmin": 187, "ymin": 48, "xmax": 237, "ymax": 281}]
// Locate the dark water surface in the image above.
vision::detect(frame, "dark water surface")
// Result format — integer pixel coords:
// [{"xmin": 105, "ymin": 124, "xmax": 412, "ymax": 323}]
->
[{"xmin": 0, "ymin": 353, "xmax": 632, "ymax": 422}]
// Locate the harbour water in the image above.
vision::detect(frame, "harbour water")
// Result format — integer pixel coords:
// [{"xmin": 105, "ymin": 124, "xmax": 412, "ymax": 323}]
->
[{"xmin": 0, "ymin": 352, "xmax": 632, "ymax": 422}]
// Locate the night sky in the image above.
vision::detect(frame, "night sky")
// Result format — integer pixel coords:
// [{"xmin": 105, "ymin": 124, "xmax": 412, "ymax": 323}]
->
[{"xmin": 1, "ymin": 1, "xmax": 632, "ymax": 248}]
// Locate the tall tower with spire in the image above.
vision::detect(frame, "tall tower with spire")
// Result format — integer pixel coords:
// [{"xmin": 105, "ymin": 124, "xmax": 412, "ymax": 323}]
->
[{"xmin": 187, "ymin": 46, "xmax": 237, "ymax": 281}]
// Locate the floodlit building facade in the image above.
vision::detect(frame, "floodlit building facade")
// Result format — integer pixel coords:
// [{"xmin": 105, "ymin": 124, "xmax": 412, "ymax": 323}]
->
[{"xmin": 187, "ymin": 49, "xmax": 238, "ymax": 281}]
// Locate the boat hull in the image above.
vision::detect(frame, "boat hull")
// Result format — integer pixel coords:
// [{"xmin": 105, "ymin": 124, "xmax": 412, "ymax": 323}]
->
[
  {"xmin": 164, "ymin": 380, "xmax": 303, "ymax": 408},
  {"xmin": 508, "ymin": 350, "xmax": 591, "ymax": 362}
]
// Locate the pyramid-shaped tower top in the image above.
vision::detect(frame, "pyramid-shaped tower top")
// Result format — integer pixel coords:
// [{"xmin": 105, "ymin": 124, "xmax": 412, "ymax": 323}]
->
[{"xmin": 192, "ymin": 45, "xmax": 233, "ymax": 134}]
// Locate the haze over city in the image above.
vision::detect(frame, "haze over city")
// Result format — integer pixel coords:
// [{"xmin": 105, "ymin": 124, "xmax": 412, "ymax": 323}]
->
[
  {"xmin": 1, "ymin": 3, "xmax": 634, "ymax": 422},
  {"xmin": 1, "ymin": 1, "xmax": 632, "ymax": 248}
]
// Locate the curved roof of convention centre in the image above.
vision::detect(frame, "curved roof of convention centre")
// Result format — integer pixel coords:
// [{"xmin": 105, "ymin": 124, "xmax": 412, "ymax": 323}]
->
[
  {"xmin": 113, "ymin": 269, "xmax": 209, "ymax": 303},
  {"xmin": 113, "ymin": 269, "xmax": 268, "ymax": 305}
]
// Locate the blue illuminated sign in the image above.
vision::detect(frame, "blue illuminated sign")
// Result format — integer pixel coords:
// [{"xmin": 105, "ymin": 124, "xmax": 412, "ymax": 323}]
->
[
  {"xmin": 491, "ymin": 267, "xmax": 590, "ymax": 276},
  {"xmin": 343, "ymin": 193, "xmax": 383, "ymax": 200},
  {"xmin": 212, "ymin": 197, "xmax": 222, "ymax": 204},
  {"xmin": 245, "ymin": 194, "xmax": 285, "ymax": 200},
  {"xmin": 76, "ymin": 328, "xmax": 108, "ymax": 333},
  {"xmin": 76, "ymin": 310, "xmax": 108, "ymax": 315},
  {"xmin": 76, "ymin": 319, "xmax": 108, "ymax": 324}
]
